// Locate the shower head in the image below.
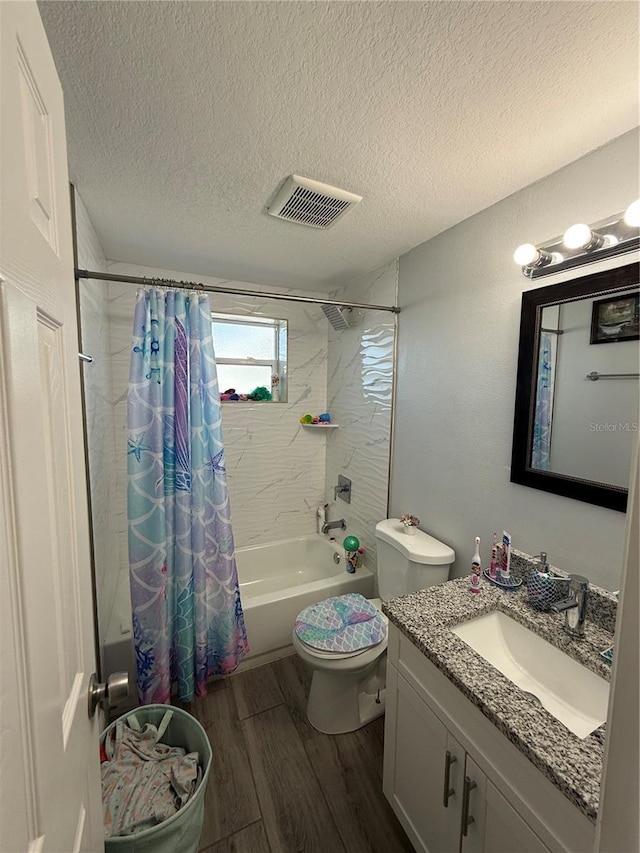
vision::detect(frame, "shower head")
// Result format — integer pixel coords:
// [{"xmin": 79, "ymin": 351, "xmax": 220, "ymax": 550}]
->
[{"xmin": 322, "ymin": 304, "xmax": 353, "ymax": 330}]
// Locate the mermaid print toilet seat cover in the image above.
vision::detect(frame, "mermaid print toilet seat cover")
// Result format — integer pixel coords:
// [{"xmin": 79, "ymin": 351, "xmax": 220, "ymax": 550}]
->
[{"xmin": 294, "ymin": 593, "xmax": 386, "ymax": 653}]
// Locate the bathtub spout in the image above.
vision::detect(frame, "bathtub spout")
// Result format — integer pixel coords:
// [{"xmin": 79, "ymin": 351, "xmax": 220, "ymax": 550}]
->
[{"xmin": 321, "ymin": 519, "xmax": 346, "ymax": 535}]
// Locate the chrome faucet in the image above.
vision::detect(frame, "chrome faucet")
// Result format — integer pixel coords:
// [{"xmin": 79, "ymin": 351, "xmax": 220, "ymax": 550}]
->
[
  {"xmin": 321, "ymin": 518, "xmax": 346, "ymax": 535},
  {"xmin": 550, "ymin": 574, "xmax": 590, "ymax": 638}
]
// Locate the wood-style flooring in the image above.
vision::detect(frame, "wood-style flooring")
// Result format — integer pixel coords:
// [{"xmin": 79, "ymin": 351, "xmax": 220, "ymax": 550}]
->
[{"xmin": 181, "ymin": 654, "xmax": 413, "ymax": 853}]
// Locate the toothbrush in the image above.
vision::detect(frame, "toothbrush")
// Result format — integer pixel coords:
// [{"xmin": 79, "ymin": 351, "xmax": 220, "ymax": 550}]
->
[
  {"xmin": 489, "ymin": 532, "xmax": 498, "ymax": 579},
  {"xmin": 470, "ymin": 537, "xmax": 481, "ymax": 593}
]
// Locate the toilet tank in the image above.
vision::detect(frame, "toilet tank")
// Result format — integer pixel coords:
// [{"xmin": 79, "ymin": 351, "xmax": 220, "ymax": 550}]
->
[{"xmin": 375, "ymin": 519, "xmax": 455, "ymax": 600}]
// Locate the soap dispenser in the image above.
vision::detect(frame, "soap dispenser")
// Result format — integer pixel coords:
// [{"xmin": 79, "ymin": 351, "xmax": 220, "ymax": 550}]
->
[
  {"xmin": 537, "ymin": 552, "xmax": 550, "ymax": 574},
  {"xmin": 526, "ymin": 552, "xmax": 568, "ymax": 611}
]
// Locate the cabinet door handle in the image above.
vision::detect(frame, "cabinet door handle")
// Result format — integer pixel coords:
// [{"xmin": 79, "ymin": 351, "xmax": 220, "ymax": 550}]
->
[
  {"xmin": 460, "ymin": 775, "xmax": 477, "ymax": 837},
  {"xmin": 442, "ymin": 750, "xmax": 457, "ymax": 807}
]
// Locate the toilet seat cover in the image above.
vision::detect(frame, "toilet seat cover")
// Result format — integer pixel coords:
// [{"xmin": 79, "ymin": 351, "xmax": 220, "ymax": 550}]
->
[{"xmin": 294, "ymin": 593, "xmax": 387, "ymax": 653}]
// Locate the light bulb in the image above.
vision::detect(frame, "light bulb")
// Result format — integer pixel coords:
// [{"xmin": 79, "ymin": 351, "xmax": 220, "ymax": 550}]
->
[
  {"xmin": 513, "ymin": 244, "xmax": 540, "ymax": 266},
  {"xmin": 563, "ymin": 223, "xmax": 593, "ymax": 250},
  {"xmin": 624, "ymin": 199, "xmax": 640, "ymax": 227}
]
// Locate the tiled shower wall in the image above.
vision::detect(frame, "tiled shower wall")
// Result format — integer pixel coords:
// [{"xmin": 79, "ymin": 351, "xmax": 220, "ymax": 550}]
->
[
  {"xmin": 75, "ymin": 197, "xmax": 119, "ymax": 647},
  {"xmin": 325, "ymin": 260, "xmax": 397, "ymax": 578},
  {"xmin": 77, "ymin": 199, "xmax": 397, "ymax": 634}
]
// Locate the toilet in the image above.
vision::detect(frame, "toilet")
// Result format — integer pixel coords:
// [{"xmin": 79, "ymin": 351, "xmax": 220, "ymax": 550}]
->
[{"xmin": 292, "ymin": 518, "xmax": 455, "ymax": 734}]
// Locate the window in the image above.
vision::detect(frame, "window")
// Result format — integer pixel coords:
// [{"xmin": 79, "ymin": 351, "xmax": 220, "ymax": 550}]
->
[{"xmin": 212, "ymin": 312, "xmax": 287, "ymax": 402}]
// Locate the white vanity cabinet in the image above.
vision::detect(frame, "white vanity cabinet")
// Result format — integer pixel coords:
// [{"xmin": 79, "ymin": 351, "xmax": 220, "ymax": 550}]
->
[
  {"xmin": 383, "ymin": 624, "xmax": 596, "ymax": 853},
  {"xmin": 385, "ymin": 663, "xmax": 462, "ymax": 853},
  {"xmin": 385, "ymin": 666, "xmax": 549, "ymax": 853}
]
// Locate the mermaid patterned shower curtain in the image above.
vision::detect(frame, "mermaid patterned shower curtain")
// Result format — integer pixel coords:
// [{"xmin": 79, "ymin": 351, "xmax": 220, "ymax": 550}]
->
[{"xmin": 127, "ymin": 288, "xmax": 248, "ymax": 704}]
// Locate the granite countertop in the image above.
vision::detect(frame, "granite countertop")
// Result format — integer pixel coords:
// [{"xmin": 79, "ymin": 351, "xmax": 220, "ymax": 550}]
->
[{"xmin": 382, "ymin": 558, "xmax": 615, "ymax": 824}]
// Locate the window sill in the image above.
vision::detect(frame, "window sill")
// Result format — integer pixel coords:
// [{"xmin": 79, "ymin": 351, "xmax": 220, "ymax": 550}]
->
[{"xmin": 221, "ymin": 399, "xmax": 287, "ymax": 404}]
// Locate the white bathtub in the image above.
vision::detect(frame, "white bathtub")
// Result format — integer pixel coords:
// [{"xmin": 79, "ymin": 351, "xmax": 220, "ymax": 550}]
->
[
  {"xmin": 102, "ymin": 533, "xmax": 374, "ymax": 686},
  {"xmin": 237, "ymin": 533, "xmax": 375, "ymax": 666}
]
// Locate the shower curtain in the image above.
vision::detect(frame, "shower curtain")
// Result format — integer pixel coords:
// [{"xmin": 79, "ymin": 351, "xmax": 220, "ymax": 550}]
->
[
  {"xmin": 127, "ymin": 288, "xmax": 248, "ymax": 704},
  {"xmin": 531, "ymin": 330, "xmax": 556, "ymax": 471}
]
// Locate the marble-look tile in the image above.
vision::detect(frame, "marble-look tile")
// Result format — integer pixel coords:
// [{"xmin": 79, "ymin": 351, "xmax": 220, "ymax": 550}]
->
[
  {"xmin": 324, "ymin": 260, "xmax": 397, "ymax": 580},
  {"xmin": 383, "ymin": 576, "xmax": 616, "ymax": 823}
]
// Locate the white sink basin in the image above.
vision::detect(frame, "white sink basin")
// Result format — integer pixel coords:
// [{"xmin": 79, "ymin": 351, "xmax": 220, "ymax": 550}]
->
[{"xmin": 451, "ymin": 611, "xmax": 609, "ymax": 739}]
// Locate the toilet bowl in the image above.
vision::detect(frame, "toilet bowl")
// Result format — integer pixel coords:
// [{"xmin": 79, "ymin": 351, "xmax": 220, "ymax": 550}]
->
[
  {"xmin": 292, "ymin": 519, "xmax": 455, "ymax": 735},
  {"xmin": 292, "ymin": 598, "xmax": 388, "ymax": 735}
]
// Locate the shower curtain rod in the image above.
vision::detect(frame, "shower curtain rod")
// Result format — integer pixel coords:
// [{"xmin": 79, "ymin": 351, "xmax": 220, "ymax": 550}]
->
[{"xmin": 75, "ymin": 268, "xmax": 401, "ymax": 314}]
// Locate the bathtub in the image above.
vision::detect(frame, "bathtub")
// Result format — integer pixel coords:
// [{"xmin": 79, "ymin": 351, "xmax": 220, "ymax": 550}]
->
[
  {"xmin": 237, "ymin": 533, "xmax": 375, "ymax": 666},
  {"xmin": 102, "ymin": 533, "xmax": 374, "ymax": 688}
]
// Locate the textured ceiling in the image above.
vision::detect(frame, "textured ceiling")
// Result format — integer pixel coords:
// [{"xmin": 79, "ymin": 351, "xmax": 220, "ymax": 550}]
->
[{"xmin": 39, "ymin": 1, "xmax": 639, "ymax": 290}]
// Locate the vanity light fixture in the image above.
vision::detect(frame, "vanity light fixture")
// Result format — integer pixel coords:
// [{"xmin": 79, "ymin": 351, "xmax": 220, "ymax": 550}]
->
[{"xmin": 515, "ymin": 201, "xmax": 640, "ymax": 279}]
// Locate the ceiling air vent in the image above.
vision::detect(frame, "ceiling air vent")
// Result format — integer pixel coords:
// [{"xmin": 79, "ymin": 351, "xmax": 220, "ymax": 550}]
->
[{"xmin": 267, "ymin": 175, "xmax": 362, "ymax": 229}]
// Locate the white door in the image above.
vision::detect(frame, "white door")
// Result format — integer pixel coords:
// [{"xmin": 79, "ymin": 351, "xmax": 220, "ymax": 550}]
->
[{"xmin": 0, "ymin": 2, "xmax": 104, "ymax": 851}]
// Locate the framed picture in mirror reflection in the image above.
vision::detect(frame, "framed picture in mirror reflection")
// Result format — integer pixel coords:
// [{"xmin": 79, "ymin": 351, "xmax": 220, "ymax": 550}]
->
[{"xmin": 590, "ymin": 292, "xmax": 640, "ymax": 344}]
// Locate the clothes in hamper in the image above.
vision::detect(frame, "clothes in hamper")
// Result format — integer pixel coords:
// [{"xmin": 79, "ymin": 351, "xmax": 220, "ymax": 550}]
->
[{"xmin": 101, "ymin": 710, "xmax": 201, "ymax": 837}]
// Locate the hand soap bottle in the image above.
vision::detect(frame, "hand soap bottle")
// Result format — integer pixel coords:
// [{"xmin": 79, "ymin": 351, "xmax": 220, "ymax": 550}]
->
[{"xmin": 526, "ymin": 552, "xmax": 568, "ymax": 611}]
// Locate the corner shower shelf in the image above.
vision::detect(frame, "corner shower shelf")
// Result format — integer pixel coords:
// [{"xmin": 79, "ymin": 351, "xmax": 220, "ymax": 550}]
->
[{"xmin": 301, "ymin": 423, "xmax": 339, "ymax": 429}]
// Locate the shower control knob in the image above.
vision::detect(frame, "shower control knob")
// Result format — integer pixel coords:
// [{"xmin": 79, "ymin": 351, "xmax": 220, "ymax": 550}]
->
[{"xmin": 88, "ymin": 671, "xmax": 130, "ymax": 718}]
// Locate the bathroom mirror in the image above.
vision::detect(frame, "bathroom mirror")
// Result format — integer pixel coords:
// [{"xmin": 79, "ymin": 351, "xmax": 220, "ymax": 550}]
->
[{"xmin": 511, "ymin": 261, "xmax": 639, "ymax": 512}]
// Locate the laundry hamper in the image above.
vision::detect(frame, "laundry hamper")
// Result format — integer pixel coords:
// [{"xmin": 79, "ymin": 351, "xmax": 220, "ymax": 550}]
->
[{"xmin": 101, "ymin": 705, "xmax": 212, "ymax": 853}]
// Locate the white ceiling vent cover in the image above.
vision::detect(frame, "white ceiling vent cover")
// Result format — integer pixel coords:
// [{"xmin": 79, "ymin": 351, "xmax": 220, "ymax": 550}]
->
[{"xmin": 268, "ymin": 175, "xmax": 362, "ymax": 229}]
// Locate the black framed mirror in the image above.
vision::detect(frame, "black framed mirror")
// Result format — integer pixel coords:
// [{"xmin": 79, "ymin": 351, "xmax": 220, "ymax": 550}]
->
[{"xmin": 511, "ymin": 261, "xmax": 639, "ymax": 512}]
